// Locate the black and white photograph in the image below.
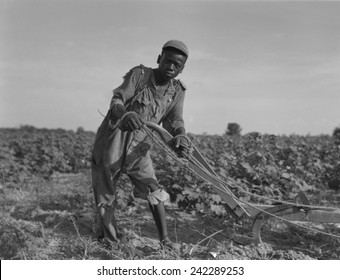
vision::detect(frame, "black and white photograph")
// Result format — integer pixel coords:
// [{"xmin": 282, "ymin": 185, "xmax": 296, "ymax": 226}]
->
[{"xmin": 1, "ymin": 0, "xmax": 340, "ymax": 278}]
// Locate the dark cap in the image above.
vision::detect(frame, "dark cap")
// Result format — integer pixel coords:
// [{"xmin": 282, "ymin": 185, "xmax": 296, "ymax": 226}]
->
[{"xmin": 162, "ymin": 40, "xmax": 189, "ymax": 57}]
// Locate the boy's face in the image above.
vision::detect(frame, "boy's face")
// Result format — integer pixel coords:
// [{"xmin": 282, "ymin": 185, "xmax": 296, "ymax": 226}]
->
[{"xmin": 157, "ymin": 49, "xmax": 187, "ymax": 82}]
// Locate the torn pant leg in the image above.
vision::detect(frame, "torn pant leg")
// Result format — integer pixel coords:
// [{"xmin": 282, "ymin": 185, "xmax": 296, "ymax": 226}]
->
[
  {"xmin": 125, "ymin": 149, "xmax": 169, "ymax": 203},
  {"xmin": 126, "ymin": 152, "xmax": 170, "ymax": 242},
  {"xmin": 91, "ymin": 161, "xmax": 121, "ymax": 242},
  {"xmin": 97, "ymin": 202, "xmax": 121, "ymax": 242}
]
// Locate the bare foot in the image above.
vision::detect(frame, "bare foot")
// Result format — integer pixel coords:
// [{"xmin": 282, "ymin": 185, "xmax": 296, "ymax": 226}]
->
[{"xmin": 161, "ymin": 236, "xmax": 178, "ymax": 250}]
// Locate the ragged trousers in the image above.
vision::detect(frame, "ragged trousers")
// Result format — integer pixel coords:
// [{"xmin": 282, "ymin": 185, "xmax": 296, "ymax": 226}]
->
[{"xmin": 91, "ymin": 118, "xmax": 169, "ymax": 242}]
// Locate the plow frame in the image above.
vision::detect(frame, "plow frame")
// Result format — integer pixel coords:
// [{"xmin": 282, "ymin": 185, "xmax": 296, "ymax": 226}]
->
[{"xmin": 144, "ymin": 122, "xmax": 340, "ymax": 244}]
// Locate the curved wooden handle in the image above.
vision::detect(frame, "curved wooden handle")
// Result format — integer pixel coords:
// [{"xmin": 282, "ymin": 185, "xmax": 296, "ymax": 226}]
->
[{"xmin": 144, "ymin": 122, "xmax": 174, "ymax": 145}]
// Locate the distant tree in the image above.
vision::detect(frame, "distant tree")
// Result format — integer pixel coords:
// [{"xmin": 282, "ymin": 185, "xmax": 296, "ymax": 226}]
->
[
  {"xmin": 225, "ymin": 123, "xmax": 242, "ymax": 136},
  {"xmin": 333, "ymin": 126, "xmax": 340, "ymax": 144},
  {"xmin": 19, "ymin": 125, "xmax": 37, "ymax": 132},
  {"xmin": 76, "ymin": 126, "xmax": 85, "ymax": 134}
]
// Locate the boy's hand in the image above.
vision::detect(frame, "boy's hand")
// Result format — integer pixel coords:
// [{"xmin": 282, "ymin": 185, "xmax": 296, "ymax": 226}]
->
[
  {"xmin": 174, "ymin": 134, "xmax": 187, "ymax": 148},
  {"xmin": 110, "ymin": 104, "xmax": 143, "ymax": 131},
  {"xmin": 120, "ymin": 113, "xmax": 144, "ymax": 131},
  {"xmin": 173, "ymin": 134, "xmax": 191, "ymax": 156}
]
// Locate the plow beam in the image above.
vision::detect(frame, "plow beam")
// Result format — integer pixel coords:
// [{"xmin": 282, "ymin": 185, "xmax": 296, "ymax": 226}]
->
[{"xmin": 249, "ymin": 203, "xmax": 340, "ymax": 245}]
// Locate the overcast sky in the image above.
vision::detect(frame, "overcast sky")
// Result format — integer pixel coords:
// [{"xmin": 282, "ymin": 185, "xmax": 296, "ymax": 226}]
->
[{"xmin": 1, "ymin": 0, "xmax": 339, "ymax": 135}]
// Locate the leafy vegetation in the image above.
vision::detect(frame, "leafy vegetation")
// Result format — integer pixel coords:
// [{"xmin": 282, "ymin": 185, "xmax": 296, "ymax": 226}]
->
[{"xmin": 0, "ymin": 125, "xmax": 339, "ymax": 259}]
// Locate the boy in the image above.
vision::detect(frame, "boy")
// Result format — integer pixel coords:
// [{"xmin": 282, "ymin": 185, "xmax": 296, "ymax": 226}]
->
[{"xmin": 91, "ymin": 40, "xmax": 189, "ymax": 249}]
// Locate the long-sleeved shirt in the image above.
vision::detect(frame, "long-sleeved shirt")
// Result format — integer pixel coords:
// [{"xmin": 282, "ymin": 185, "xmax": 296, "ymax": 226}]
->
[
  {"xmin": 92, "ymin": 64, "xmax": 187, "ymax": 176},
  {"xmin": 110, "ymin": 64, "xmax": 186, "ymax": 134}
]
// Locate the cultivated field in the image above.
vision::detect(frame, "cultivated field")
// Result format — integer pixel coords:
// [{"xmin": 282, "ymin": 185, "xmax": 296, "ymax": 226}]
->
[{"xmin": 1, "ymin": 126, "xmax": 339, "ymax": 259}]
